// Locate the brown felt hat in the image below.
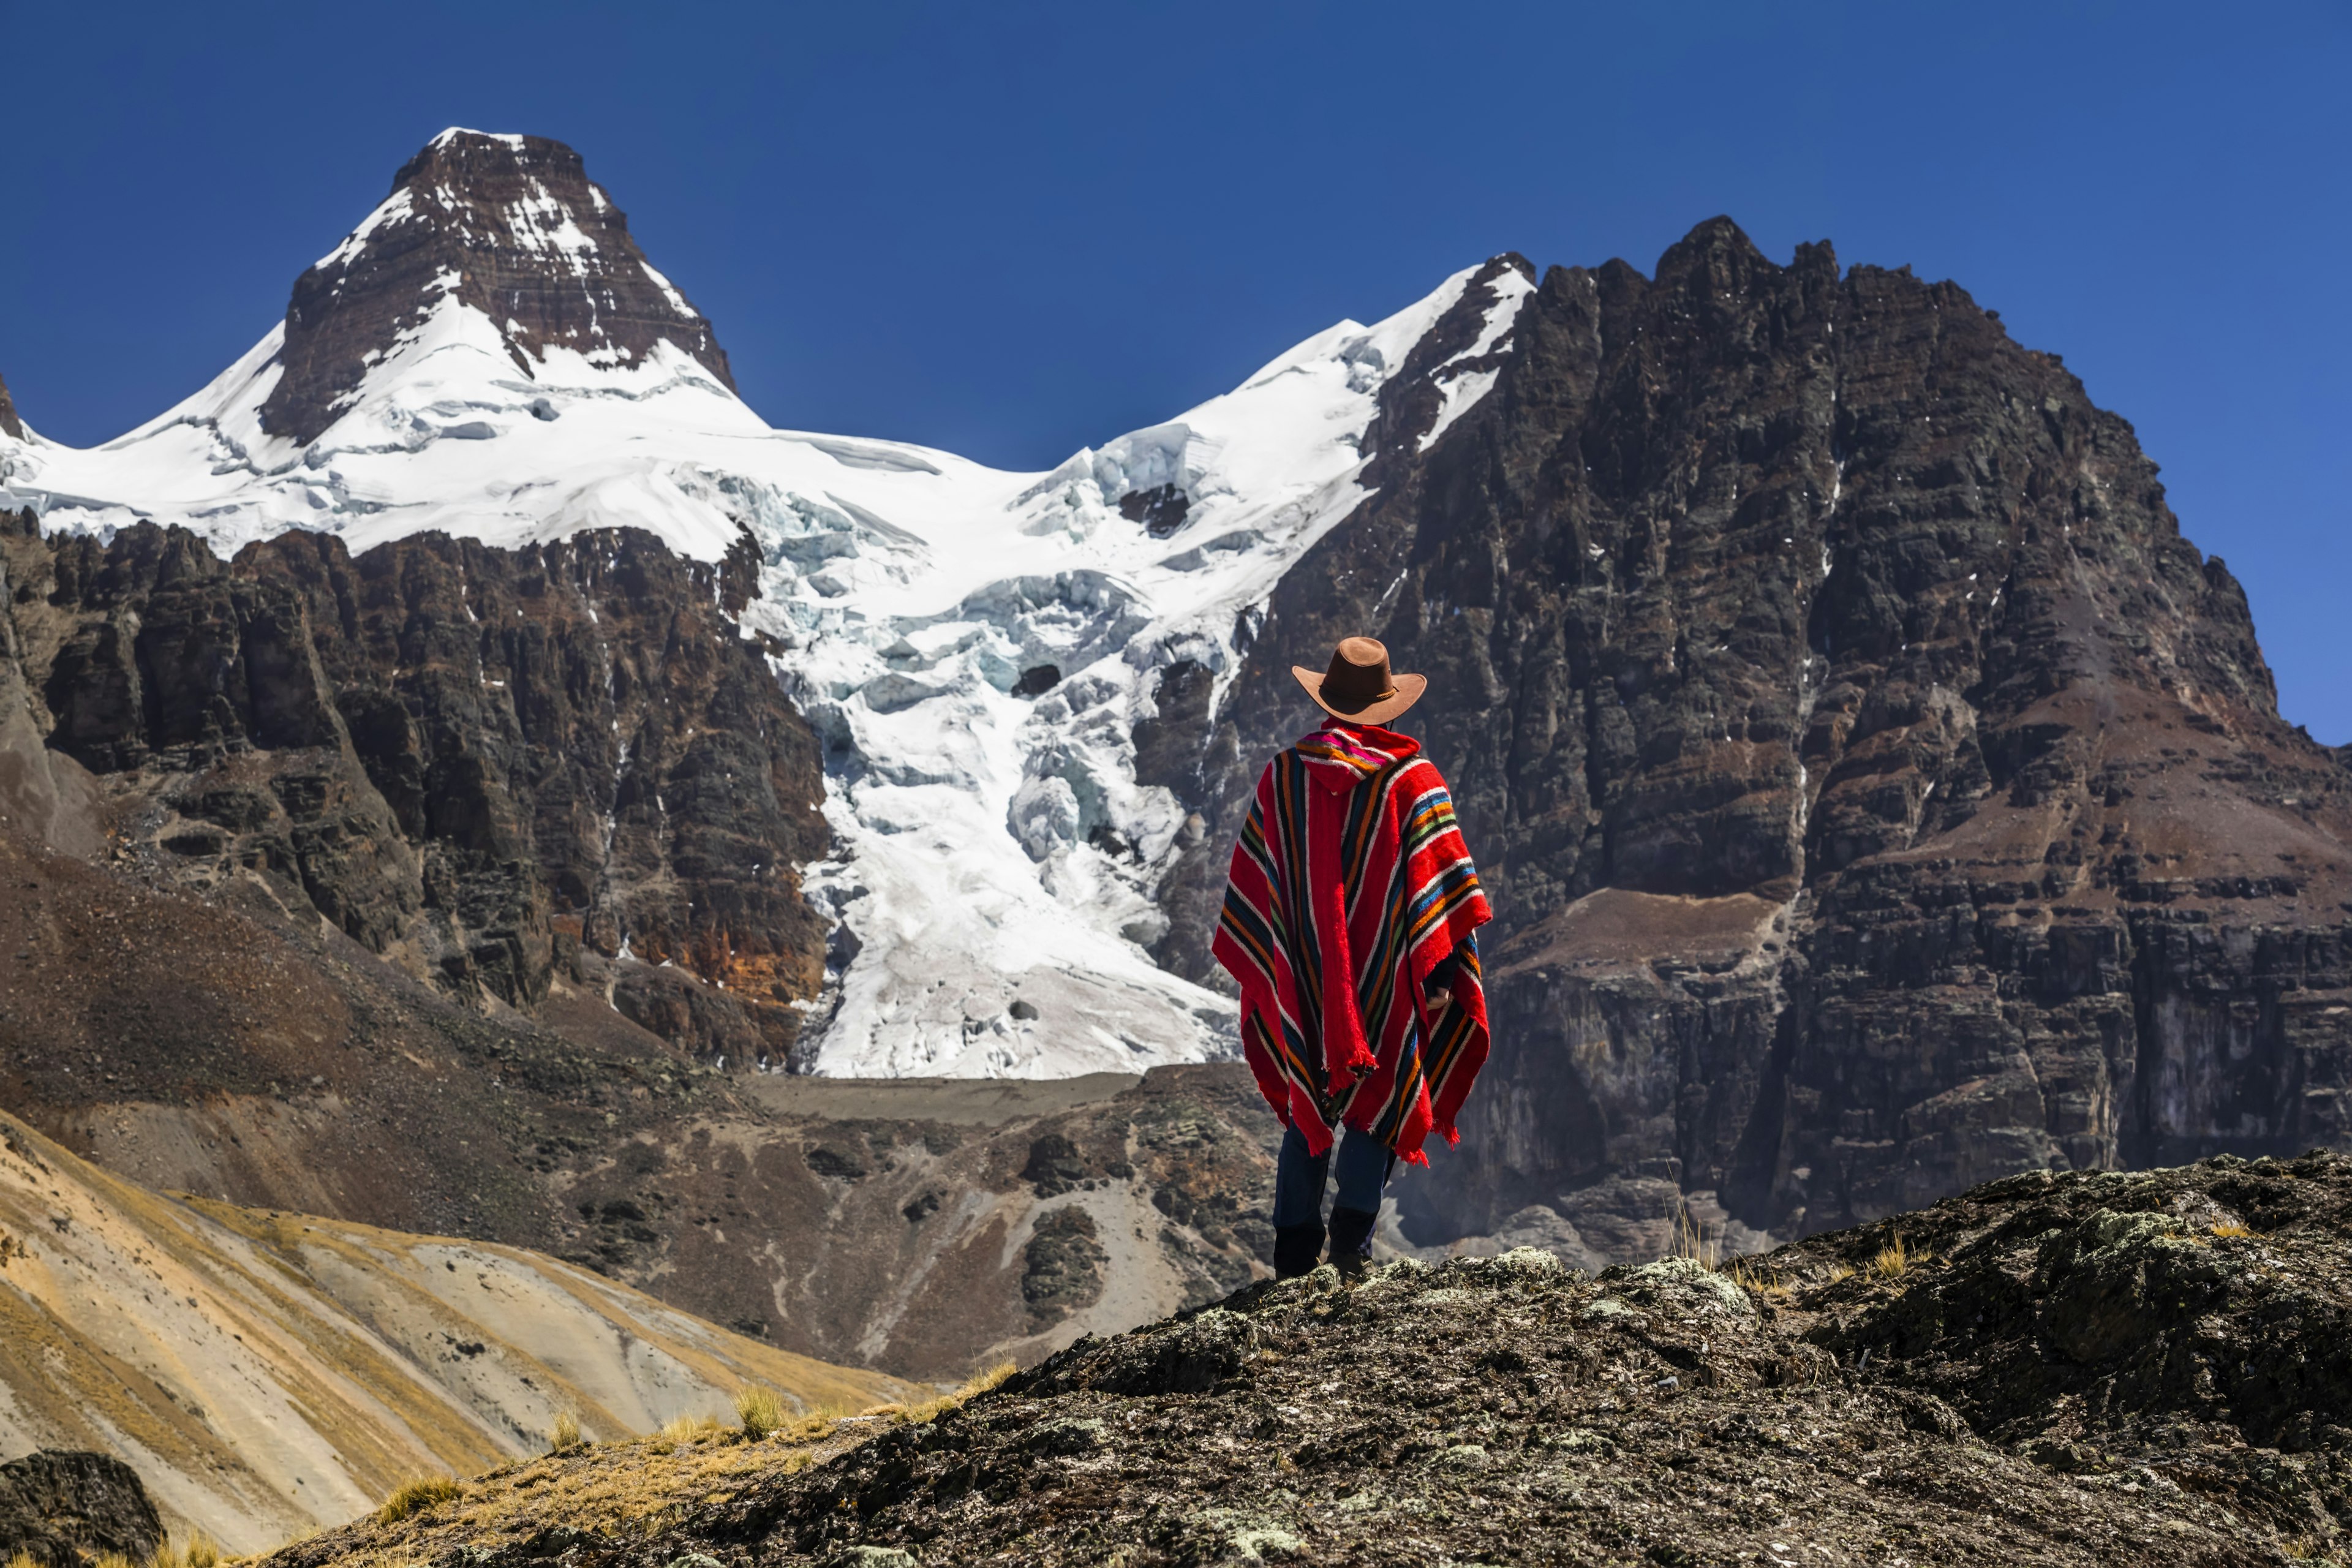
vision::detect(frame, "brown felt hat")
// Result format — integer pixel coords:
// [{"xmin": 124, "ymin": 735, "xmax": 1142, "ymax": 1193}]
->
[{"xmin": 1292, "ymin": 636, "xmax": 1426, "ymax": 725}]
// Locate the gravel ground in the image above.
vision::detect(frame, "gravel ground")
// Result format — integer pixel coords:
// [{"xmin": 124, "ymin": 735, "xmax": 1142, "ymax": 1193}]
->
[{"xmin": 279, "ymin": 1150, "xmax": 2352, "ymax": 1565}]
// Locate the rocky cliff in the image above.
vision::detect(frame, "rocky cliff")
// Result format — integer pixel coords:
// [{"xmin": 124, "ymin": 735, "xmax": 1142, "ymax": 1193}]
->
[
  {"xmin": 0, "ymin": 507, "xmax": 826, "ymax": 1060},
  {"xmin": 262, "ymin": 130, "xmax": 734, "ymax": 447},
  {"xmin": 1144, "ymin": 223, "xmax": 2352, "ymax": 1252}
]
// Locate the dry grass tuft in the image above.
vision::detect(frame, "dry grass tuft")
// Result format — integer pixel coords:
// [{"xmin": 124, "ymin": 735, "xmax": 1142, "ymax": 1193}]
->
[
  {"xmin": 228, "ymin": 1363, "xmax": 925, "ymax": 1568},
  {"xmin": 1872, "ymin": 1235, "xmax": 1931, "ymax": 1278},
  {"xmin": 1723, "ymin": 1259, "xmax": 1793, "ymax": 1300},
  {"xmin": 377, "ymin": 1474, "xmax": 464, "ymax": 1525},
  {"xmin": 93, "ymin": 1555, "xmax": 137, "ymax": 1568},
  {"xmin": 335, "ymin": 1403, "xmax": 877, "ymax": 1561},
  {"xmin": 9, "ymin": 1552, "xmax": 40, "ymax": 1568},
  {"xmin": 782, "ymin": 1411, "xmax": 841, "ymax": 1442},
  {"xmin": 148, "ymin": 1533, "xmax": 221, "ymax": 1568},
  {"xmin": 897, "ymin": 1360, "xmax": 1019, "ymax": 1425},
  {"xmin": 735, "ymin": 1385, "xmax": 788, "ymax": 1440},
  {"xmin": 548, "ymin": 1409, "xmax": 585, "ymax": 1453},
  {"xmin": 1667, "ymin": 1204, "xmax": 1720, "ymax": 1270},
  {"xmin": 649, "ymin": 1411, "xmax": 729, "ymax": 1453},
  {"xmin": 2210, "ymin": 1219, "xmax": 2256, "ymax": 1238}
]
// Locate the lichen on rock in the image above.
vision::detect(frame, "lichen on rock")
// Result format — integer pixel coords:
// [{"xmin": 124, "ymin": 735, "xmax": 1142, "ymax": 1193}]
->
[{"xmin": 259, "ymin": 1150, "xmax": 2351, "ymax": 1567}]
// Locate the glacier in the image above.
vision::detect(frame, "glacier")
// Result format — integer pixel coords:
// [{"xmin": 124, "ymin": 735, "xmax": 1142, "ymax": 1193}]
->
[{"xmin": 0, "ymin": 175, "xmax": 1532, "ymax": 1079}]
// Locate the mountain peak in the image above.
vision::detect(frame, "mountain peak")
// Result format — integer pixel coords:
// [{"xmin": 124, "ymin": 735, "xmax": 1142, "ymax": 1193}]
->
[
  {"xmin": 424, "ymin": 124, "xmax": 527, "ymax": 151},
  {"xmin": 0, "ymin": 370, "xmax": 21, "ymax": 440},
  {"xmin": 258, "ymin": 129, "xmax": 734, "ymax": 446}
]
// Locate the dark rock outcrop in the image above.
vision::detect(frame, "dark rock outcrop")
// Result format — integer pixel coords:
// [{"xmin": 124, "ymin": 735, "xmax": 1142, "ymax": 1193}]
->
[
  {"xmin": 0, "ymin": 372, "xmax": 23, "ymax": 440},
  {"xmin": 1020, "ymin": 1204, "xmax": 1107, "ymax": 1319},
  {"xmin": 260, "ymin": 130, "xmax": 734, "ymax": 445},
  {"xmin": 245, "ymin": 523, "xmax": 827, "ymax": 1048},
  {"xmin": 0, "ymin": 1451, "xmax": 163, "ymax": 1568},
  {"xmin": 1118, "ymin": 483, "xmax": 1191, "ymax": 538},
  {"xmin": 0, "ymin": 507, "xmax": 826, "ymax": 1061},
  {"xmin": 1144, "ymin": 224, "xmax": 2352, "ymax": 1251}
]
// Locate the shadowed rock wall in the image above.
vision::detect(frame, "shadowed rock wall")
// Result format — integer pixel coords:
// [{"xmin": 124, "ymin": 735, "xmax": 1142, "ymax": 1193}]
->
[
  {"xmin": 1142, "ymin": 221, "xmax": 2352, "ymax": 1252},
  {"xmin": 0, "ymin": 510, "xmax": 826, "ymax": 1061}
]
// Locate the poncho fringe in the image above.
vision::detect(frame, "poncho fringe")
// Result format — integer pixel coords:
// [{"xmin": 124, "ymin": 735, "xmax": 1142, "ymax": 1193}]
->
[{"xmin": 1211, "ymin": 722, "xmax": 1493, "ymax": 1164}]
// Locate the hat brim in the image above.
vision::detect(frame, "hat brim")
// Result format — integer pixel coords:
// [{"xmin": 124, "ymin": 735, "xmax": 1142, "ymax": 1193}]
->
[{"xmin": 1291, "ymin": 666, "xmax": 1427, "ymax": 726}]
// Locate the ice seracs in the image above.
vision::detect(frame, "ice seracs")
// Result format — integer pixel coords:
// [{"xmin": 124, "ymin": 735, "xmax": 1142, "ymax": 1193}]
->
[{"xmin": 0, "ymin": 130, "xmax": 1534, "ymax": 1077}]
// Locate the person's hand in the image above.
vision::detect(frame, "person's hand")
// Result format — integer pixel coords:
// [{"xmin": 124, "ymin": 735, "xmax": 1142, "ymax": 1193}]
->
[{"xmin": 1425, "ymin": 986, "xmax": 1452, "ymax": 1015}]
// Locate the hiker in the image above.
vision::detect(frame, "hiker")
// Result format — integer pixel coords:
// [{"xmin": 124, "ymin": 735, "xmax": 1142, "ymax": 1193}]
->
[{"xmin": 1212, "ymin": 636, "xmax": 1493, "ymax": 1278}]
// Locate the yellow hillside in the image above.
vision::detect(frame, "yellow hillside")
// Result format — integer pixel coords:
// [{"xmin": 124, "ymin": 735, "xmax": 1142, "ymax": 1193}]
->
[{"xmin": 0, "ymin": 1110, "xmax": 905, "ymax": 1552}]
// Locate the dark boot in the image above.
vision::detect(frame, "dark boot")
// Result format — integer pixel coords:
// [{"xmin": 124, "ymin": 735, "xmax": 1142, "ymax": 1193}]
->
[
  {"xmin": 1327, "ymin": 1206, "xmax": 1378, "ymax": 1277},
  {"xmin": 1273, "ymin": 1222, "xmax": 1326, "ymax": 1280}
]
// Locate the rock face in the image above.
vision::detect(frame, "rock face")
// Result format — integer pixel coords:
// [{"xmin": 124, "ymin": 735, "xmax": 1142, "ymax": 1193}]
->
[
  {"xmin": 0, "ymin": 1451, "xmax": 162, "ymax": 1568},
  {"xmin": 0, "ymin": 372, "xmax": 22, "ymax": 440},
  {"xmin": 260, "ymin": 129, "xmax": 734, "ymax": 446},
  {"xmin": 0, "ymin": 507, "xmax": 827, "ymax": 1060},
  {"xmin": 275, "ymin": 1151, "xmax": 2352, "ymax": 1568},
  {"xmin": 1145, "ymin": 222, "xmax": 2352, "ymax": 1251}
]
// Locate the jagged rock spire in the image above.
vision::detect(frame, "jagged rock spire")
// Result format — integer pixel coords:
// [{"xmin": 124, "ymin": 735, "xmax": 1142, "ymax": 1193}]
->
[{"xmin": 260, "ymin": 129, "xmax": 735, "ymax": 445}]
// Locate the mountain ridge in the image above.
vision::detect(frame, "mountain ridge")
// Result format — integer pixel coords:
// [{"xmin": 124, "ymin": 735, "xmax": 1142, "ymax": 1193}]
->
[{"xmin": 0, "ymin": 131, "xmax": 2343, "ymax": 1347}]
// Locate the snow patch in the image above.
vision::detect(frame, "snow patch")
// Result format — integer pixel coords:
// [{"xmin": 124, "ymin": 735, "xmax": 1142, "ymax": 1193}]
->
[
  {"xmin": 1417, "ymin": 265, "xmax": 1532, "ymax": 453},
  {"xmin": 313, "ymin": 186, "xmax": 416, "ymax": 272},
  {"xmin": 430, "ymin": 126, "xmax": 527, "ymax": 151}
]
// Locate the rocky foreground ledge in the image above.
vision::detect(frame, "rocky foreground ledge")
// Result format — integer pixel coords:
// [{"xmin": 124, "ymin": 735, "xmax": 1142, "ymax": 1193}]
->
[{"xmin": 276, "ymin": 1152, "xmax": 2352, "ymax": 1566}]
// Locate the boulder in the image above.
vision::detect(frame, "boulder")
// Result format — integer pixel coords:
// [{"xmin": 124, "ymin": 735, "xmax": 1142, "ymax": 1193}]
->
[{"xmin": 0, "ymin": 1451, "xmax": 163, "ymax": 1568}]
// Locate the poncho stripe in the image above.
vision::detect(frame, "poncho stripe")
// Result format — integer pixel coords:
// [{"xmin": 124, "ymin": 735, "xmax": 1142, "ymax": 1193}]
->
[{"xmin": 1212, "ymin": 722, "xmax": 1493, "ymax": 1164}]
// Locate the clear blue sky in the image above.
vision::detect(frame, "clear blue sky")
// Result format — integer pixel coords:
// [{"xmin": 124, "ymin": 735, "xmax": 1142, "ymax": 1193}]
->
[{"xmin": 5, "ymin": 2, "xmax": 2346, "ymax": 740}]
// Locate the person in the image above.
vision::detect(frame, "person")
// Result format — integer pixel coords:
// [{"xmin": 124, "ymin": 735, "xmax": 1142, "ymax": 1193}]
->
[{"xmin": 1212, "ymin": 636, "xmax": 1493, "ymax": 1278}]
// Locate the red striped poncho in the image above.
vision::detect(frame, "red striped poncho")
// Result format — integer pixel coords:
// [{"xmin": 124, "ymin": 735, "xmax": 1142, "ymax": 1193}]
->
[{"xmin": 1212, "ymin": 722, "xmax": 1492, "ymax": 1165}]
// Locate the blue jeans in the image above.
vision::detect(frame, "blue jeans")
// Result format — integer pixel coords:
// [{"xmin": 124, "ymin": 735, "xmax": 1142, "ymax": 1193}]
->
[{"xmin": 1273, "ymin": 1123, "xmax": 1392, "ymax": 1226}]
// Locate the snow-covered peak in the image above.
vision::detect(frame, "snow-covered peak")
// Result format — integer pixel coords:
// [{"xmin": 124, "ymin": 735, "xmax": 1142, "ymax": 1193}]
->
[
  {"xmin": 249, "ymin": 129, "xmax": 736, "ymax": 448},
  {"xmin": 0, "ymin": 133, "xmax": 1536, "ymax": 1079},
  {"xmin": 428, "ymin": 126, "xmax": 527, "ymax": 151}
]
